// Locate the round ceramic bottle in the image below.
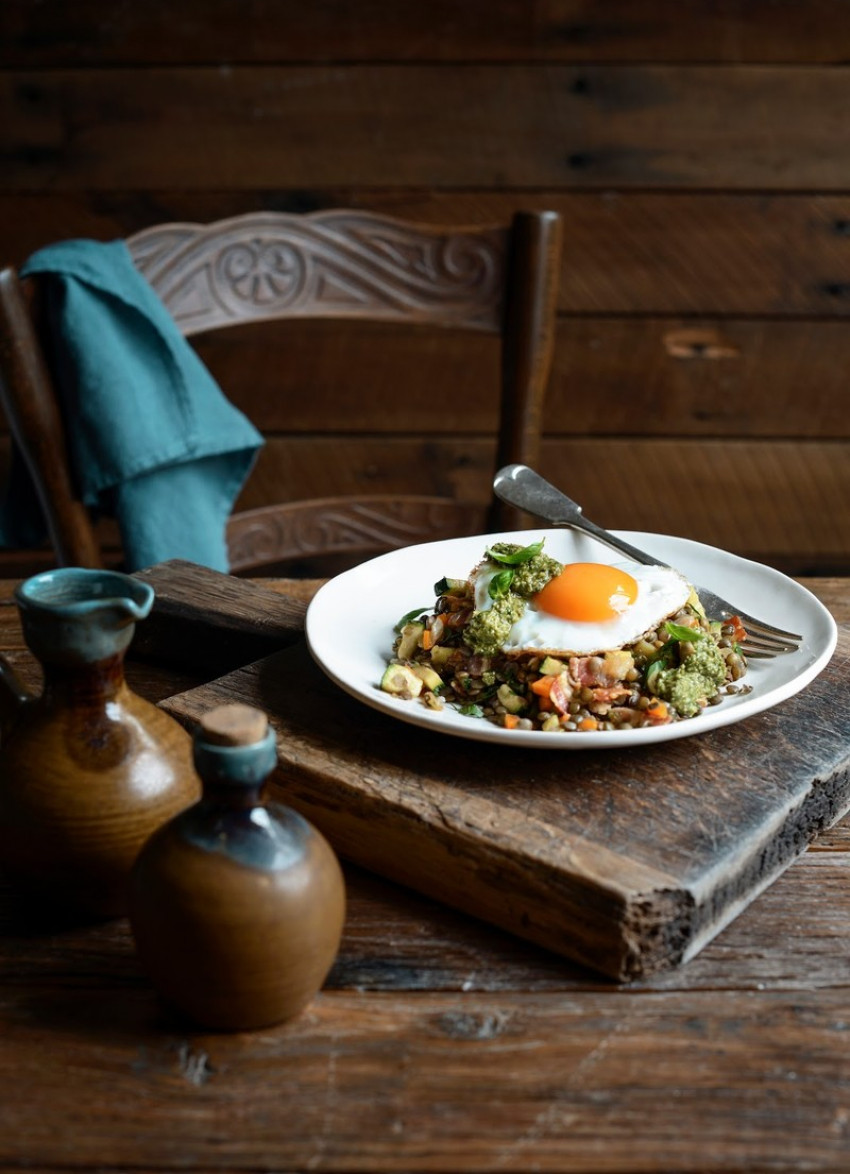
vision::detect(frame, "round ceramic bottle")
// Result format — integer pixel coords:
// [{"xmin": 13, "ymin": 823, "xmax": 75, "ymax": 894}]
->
[
  {"xmin": 0, "ymin": 567, "xmax": 197, "ymax": 918},
  {"xmin": 129, "ymin": 703, "xmax": 346, "ymax": 1030}
]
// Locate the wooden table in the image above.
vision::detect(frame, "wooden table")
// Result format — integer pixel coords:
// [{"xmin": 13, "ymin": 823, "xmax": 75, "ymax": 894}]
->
[{"xmin": 1, "ymin": 576, "xmax": 849, "ymax": 1173}]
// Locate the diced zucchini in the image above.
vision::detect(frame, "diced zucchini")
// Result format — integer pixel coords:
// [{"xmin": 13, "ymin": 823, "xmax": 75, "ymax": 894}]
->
[
  {"xmin": 497, "ymin": 682, "xmax": 526, "ymax": 714},
  {"xmin": 411, "ymin": 664, "xmax": 443, "ymax": 691},
  {"xmin": 539, "ymin": 655, "xmax": 567, "ymax": 676},
  {"xmin": 430, "ymin": 645, "xmax": 455, "ymax": 668},
  {"xmin": 380, "ymin": 664, "xmax": 423, "ymax": 699},
  {"xmin": 434, "ymin": 576, "xmax": 468, "ymax": 596},
  {"xmin": 396, "ymin": 621, "xmax": 425, "ymax": 660}
]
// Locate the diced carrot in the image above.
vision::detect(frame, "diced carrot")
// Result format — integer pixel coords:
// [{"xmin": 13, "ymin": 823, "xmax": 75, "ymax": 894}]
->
[
  {"xmin": 578, "ymin": 717, "xmax": 598, "ymax": 731},
  {"xmin": 645, "ymin": 702, "xmax": 670, "ymax": 723},
  {"xmin": 421, "ymin": 629, "xmax": 434, "ymax": 650},
  {"xmin": 536, "ymin": 694, "xmax": 554, "ymax": 712},
  {"xmin": 503, "ymin": 713, "xmax": 520, "ymax": 729},
  {"xmin": 530, "ymin": 675, "xmax": 554, "ymax": 696}
]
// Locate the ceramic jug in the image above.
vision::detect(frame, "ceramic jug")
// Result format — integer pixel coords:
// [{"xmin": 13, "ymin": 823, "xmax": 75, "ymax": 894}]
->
[
  {"xmin": 129, "ymin": 702, "xmax": 346, "ymax": 1031},
  {"xmin": 0, "ymin": 567, "xmax": 198, "ymax": 918}
]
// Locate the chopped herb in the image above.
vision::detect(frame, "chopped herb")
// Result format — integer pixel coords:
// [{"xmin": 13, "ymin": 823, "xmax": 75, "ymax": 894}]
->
[
  {"xmin": 664, "ymin": 620, "xmax": 704, "ymax": 642},
  {"xmin": 458, "ymin": 703, "xmax": 484, "ymax": 718},
  {"xmin": 393, "ymin": 606, "xmax": 429, "ymax": 633}
]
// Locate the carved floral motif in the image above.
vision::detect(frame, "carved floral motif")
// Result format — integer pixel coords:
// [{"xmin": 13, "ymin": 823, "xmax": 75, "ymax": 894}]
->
[{"xmin": 128, "ymin": 211, "xmax": 506, "ymax": 335}]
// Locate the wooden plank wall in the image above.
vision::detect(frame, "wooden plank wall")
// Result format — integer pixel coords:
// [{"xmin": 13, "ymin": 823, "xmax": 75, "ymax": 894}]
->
[{"xmin": 1, "ymin": 1, "xmax": 848, "ymax": 575}]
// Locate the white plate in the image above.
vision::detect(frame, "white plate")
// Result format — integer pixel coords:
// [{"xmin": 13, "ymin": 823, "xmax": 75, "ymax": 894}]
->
[{"xmin": 305, "ymin": 529, "xmax": 838, "ymax": 749}]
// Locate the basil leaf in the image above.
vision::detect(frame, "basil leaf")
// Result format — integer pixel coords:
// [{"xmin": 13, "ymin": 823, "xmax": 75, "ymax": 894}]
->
[
  {"xmin": 488, "ymin": 568, "xmax": 514, "ymax": 599},
  {"xmin": 664, "ymin": 621, "xmax": 704, "ymax": 642},
  {"xmin": 645, "ymin": 658, "xmax": 665, "ymax": 690},
  {"xmin": 645, "ymin": 640, "xmax": 678, "ymax": 673},
  {"xmin": 393, "ymin": 606, "xmax": 428, "ymax": 633},
  {"xmin": 485, "ymin": 539, "xmax": 544, "ymax": 566}
]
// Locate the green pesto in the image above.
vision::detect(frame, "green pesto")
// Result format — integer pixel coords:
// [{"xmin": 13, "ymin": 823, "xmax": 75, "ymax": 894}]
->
[
  {"xmin": 463, "ymin": 593, "xmax": 525, "ymax": 655},
  {"xmin": 511, "ymin": 553, "xmax": 563, "ymax": 597},
  {"xmin": 650, "ymin": 639, "xmax": 728, "ymax": 717},
  {"xmin": 488, "ymin": 542, "xmax": 532, "ymax": 561}
]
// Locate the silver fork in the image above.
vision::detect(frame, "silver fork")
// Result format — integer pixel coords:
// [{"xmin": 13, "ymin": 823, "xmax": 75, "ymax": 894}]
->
[{"xmin": 493, "ymin": 465, "xmax": 801, "ymax": 658}]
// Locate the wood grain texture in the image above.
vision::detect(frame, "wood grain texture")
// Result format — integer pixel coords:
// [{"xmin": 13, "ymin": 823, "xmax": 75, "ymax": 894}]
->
[
  {"xmin": 4, "ymin": 315, "xmax": 849, "ymax": 439},
  {"xmin": 4, "ymin": 0, "xmax": 850, "ymax": 65},
  {"xmin": 6, "ymin": 66, "xmax": 850, "ymax": 191},
  {"xmin": 1, "ymin": 578, "xmax": 848, "ymax": 1172},
  {"xmin": 6, "ymin": 191, "xmax": 850, "ymax": 317},
  {"xmin": 3, "ymin": 0, "xmax": 850, "ymax": 65},
  {"xmin": 2, "ymin": 435, "xmax": 846, "ymax": 575},
  {"xmin": 2, "ymin": 0, "xmax": 850, "ymax": 1157},
  {"xmin": 161, "ymin": 611, "xmax": 850, "ymax": 981},
  {"xmin": 235, "ymin": 436, "xmax": 850, "ymax": 573},
  {"xmin": 176, "ymin": 317, "xmax": 850, "ymax": 437},
  {"xmin": 3, "ymin": 984, "xmax": 850, "ymax": 1171},
  {"xmin": 131, "ymin": 560, "xmax": 307, "ymax": 673},
  {"xmin": 4, "ymin": 849, "xmax": 850, "ymax": 996}
]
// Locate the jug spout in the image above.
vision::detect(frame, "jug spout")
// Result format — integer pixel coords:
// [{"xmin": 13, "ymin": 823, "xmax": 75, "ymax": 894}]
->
[{"xmin": 14, "ymin": 567, "xmax": 155, "ymax": 667}]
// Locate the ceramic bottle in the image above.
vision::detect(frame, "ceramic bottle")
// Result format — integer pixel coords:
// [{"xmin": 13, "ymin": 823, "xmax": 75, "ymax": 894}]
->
[
  {"xmin": 0, "ymin": 567, "xmax": 197, "ymax": 918},
  {"xmin": 129, "ymin": 702, "xmax": 346, "ymax": 1031}
]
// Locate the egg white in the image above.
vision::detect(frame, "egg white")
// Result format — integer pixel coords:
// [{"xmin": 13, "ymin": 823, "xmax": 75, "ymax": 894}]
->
[{"xmin": 474, "ymin": 562, "xmax": 692, "ymax": 655}]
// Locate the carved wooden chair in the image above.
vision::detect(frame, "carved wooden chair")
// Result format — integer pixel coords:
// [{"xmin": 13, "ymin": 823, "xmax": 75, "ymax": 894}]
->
[{"xmin": 0, "ymin": 209, "xmax": 562, "ymax": 574}]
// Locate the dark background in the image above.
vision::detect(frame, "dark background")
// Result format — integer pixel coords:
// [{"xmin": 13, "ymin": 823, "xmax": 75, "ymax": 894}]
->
[{"xmin": 1, "ymin": 0, "xmax": 848, "ymax": 574}]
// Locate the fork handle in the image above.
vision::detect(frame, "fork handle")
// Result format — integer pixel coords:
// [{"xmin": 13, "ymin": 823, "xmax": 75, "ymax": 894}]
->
[{"xmin": 493, "ymin": 465, "xmax": 669, "ymax": 568}]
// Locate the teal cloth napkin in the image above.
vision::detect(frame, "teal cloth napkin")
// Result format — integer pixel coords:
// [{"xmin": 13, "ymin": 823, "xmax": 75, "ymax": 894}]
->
[{"xmin": 0, "ymin": 239, "xmax": 263, "ymax": 572}]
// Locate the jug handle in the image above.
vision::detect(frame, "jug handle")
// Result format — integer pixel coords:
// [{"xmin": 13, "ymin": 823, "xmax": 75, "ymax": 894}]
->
[{"xmin": 0, "ymin": 654, "xmax": 32, "ymax": 738}]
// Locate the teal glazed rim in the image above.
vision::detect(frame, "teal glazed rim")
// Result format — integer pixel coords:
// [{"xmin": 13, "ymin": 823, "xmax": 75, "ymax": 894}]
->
[
  {"xmin": 15, "ymin": 567, "xmax": 154, "ymax": 621},
  {"xmin": 193, "ymin": 727, "xmax": 278, "ymax": 788}
]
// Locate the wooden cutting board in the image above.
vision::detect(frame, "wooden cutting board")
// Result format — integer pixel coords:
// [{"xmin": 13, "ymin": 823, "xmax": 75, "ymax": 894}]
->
[{"xmin": 151, "ymin": 563, "xmax": 850, "ymax": 981}]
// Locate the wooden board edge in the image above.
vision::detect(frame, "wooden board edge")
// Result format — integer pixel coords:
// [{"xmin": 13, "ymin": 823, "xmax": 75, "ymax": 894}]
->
[
  {"xmin": 160, "ymin": 678, "xmax": 692, "ymax": 982},
  {"xmin": 678, "ymin": 758, "xmax": 850, "ymax": 969}
]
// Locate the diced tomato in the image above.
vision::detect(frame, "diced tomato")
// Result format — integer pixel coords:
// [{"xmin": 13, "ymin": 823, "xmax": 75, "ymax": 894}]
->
[
  {"xmin": 727, "ymin": 615, "xmax": 748, "ymax": 644},
  {"xmin": 549, "ymin": 672, "xmax": 573, "ymax": 715}
]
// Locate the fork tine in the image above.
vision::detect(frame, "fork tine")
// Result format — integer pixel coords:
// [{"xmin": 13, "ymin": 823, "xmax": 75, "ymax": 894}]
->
[
  {"xmin": 745, "ymin": 633, "xmax": 801, "ymax": 651},
  {"xmin": 705, "ymin": 599, "xmax": 802, "ymax": 644},
  {"xmin": 743, "ymin": 636, "xmax": 799, "ymax": 655},
  {"xmin": 734, "ymin": 613, "xmax": 803, "ymax": 642}
]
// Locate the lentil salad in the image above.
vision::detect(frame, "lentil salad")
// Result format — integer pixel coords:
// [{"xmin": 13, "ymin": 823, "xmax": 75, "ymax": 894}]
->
[{"xmin": 380, "ymin": 539, "xmax": 751, "ymax": 734}]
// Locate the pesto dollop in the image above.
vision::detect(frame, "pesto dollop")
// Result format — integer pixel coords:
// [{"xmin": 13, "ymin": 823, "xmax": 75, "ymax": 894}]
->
[
  {"xmin": 485, "ymin": 542, "xmax": 563, "ymax": 598},
  {"xmin": 650, "ymin": 637, "xmax": 728, "ymax": 717},
  {"xmin": 463, "ymin": 593, "xmax": 525, "ymax": 656},
  {"xmin": 511, "ymin": 552, "xmax": 563, "ymax": 597}
]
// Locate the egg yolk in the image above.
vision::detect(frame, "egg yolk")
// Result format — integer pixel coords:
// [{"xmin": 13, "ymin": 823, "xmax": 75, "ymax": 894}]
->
[{"xmin": 535, "ymin": 562, "xmax": 638, "ymax": 622}]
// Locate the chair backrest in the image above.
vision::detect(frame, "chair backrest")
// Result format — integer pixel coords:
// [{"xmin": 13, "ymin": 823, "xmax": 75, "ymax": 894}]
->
[{"xmin": 0, "ymin": 208, "xmax": 562, "ymax": 574}]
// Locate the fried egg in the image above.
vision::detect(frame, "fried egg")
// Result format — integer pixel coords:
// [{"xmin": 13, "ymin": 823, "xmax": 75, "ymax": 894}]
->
[{"xmin": 474, "ymin": 561, "xmax": 692, "ymax": 655}]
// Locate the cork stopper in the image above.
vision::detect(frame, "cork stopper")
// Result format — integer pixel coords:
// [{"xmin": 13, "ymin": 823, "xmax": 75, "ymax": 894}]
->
[{"xmin": 198, "ymin": 703, "xmax": 269, "ymax": 747}]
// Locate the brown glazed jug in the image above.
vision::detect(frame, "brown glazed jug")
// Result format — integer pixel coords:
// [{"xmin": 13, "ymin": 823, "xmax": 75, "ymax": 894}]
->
[
  {"xmin": 129, "ymin": 703, "xmax": 346, "ymax": 1031},
  {"xmin": 0, "ymin": 567, "xmax": 197, "ymax": 918}
]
